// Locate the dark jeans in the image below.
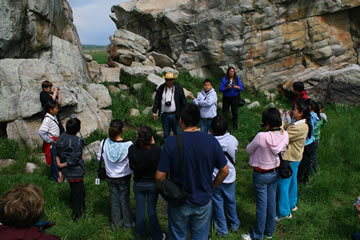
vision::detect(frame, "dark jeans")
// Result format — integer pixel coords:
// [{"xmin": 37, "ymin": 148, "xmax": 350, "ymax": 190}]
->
[
  {"xmin": 298, "ymin": 141, "xmax": 316, "ymax": 184},
  {"xmin": 133, "ymin": 181, "xmax": 163, "ymax": 240},
  {"xmin": 69, "ymin": 181, "xmax": 85, "ymax": 220},
  {"xmin": 50, "ymin": 145, "xmax": 59, "ymax": 181},
  {"xmin": 311, "ymin": 139, "xmax": 320, "ymax": 176},
  {"xmin": 161, "ymin": 112, "xmax": 180, "ymax": 141},
  {"xmin": 222, "ymin": 96, "xmax": 239, "ymax": 129},
  {"xmin": 107, "ymin": 177, "xmax": 133, "ymax": 229}
]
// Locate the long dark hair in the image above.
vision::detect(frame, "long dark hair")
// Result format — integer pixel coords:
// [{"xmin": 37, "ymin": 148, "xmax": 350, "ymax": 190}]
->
[
  {"xmin": 306, "ymin": 99, "xmax": 321, "ymax": 120},
  {"xmin": 226, "ymin": 66, "xmax": 238, "ymax": 84},
  {"xmin": 41, "ymin": 100, "xmax": 57, "ymax": 120},
  {"xmin": 296, "ymin": 99, "xmax": 312, "ymax": 139},
  {"xmin": 135, "ymin": 126, "xmax": 153, "ymax": 149}
]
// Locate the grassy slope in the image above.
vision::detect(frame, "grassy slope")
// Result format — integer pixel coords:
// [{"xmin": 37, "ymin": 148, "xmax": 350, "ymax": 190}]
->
[{"xmin": 1, "ymin": 72, "xmax": 360, "ymax": 239}]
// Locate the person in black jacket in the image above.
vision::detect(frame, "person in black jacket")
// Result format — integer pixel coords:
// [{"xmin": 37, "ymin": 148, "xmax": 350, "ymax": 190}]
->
[
  {"xmin": 55, "ymin": 118, "xmax": 85, "ymax": 221},
  {"xmin": 128, "ymin": 126, "xmax": 165, "ymax": 240},
  {"xmin": 152, "ymin": 72, "xmax": 186, "ymax": 141}
]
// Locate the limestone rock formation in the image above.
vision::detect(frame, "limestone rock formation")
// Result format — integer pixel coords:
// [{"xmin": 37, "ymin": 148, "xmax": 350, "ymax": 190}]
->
[
  {"xmin": 111, "ymin": 0, "xmax": 360, "ymax": 103},
  {"xmin": 0, "ymin": 0, "xmax": 112, "ymax": 146}
]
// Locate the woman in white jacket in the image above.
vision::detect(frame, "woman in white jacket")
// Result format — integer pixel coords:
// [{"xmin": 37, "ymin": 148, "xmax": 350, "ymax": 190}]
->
[{"xmin": 98, "ymin": 120, "xmax": 133, "ymax": 229}]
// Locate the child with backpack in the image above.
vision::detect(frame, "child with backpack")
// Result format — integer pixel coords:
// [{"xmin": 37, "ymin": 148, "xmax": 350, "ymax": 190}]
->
[
  {"xmin": 55, "ymin": 118, "xmax": 85, "ymax": 221},
  {"xmin": 189, "ymin": 79, "xmax": 217, "ymax": 133},
  {"xmin": 37, "ymin": 99, "xmax": 62, "ymax": 182},
  {"xmin": 210, "ymin": 115, "xmax": 240, "ymax": 236}
]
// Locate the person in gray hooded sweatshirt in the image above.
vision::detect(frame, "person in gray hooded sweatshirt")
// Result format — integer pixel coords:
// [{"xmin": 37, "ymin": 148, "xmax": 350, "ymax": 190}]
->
[
  {"xmin": 210, "ymin": 115, "xmax": 240, "ymax": 236},
  {"xmin": 97, "ymin": 120, "xmax": 133, "ymax": 229},
  {"xmin": 189, "ymin": 79, "xmax": 217, "ymax": 133}
]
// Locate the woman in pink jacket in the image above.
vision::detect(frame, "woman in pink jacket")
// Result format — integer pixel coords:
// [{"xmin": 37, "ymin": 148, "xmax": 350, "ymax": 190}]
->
[{"xmin": 242, "ymin": 108, "xmax": 289, "ymax": 240}]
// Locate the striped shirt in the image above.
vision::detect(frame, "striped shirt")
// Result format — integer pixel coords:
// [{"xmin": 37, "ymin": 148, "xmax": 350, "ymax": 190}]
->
[{"xmin": 39, "ymin": 113, "xmax": 60, "ymax": 138}]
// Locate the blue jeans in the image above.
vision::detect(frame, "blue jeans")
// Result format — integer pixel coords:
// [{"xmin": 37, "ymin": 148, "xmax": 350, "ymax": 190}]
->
[
  {"xmin": 107, "ymin": 177, "xmax": 133, "ymax": 229},
  {"xmin": 161, "ymin": 112, "xmax": 180, "ymax": 141},
  {"xmin": 50, "ymin": 145, "xmax": 59, "ymax": 181},
  {"xmin": 251, "ymin": 170, "xmax": 279, "ymax": 240},
  {"xmin": 200, "ymin": 118, "xmax": 212, "ymax": 134},
  {"xmin": 212, "ymin": 182, "xmax": 240, "ymax": 236},
  {"xmin": 277, "ymin": 161, "xmax": 300, "ymax": 217},
  {"xmin": 133, "ymin": 181, "xmax": 163, "ymax": 240},
  {"xmin": 168, "ymin": 201, "xmax": 212, "ymax": 240}
]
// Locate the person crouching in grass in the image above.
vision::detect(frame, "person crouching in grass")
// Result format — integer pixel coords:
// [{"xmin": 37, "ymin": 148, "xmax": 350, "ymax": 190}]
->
[
  {"xmin": 0, "ymin": 184, "xmax": 60, "ymax": 240},
  {"xmin": 55, "ymin": 118, "xmax": 86, "ymax": 222}
]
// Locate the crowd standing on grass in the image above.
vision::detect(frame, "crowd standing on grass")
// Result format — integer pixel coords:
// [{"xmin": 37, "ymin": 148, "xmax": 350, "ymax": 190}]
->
[{"xmin": 0, "ymin": 74, "xmax": 334, "ymax": 239}]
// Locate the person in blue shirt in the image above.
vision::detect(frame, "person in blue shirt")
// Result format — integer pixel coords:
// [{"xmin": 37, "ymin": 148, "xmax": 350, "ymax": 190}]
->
[
  {"xmin": 189, "ymin": 79, "xmax": 217, "ymax": 133},
  {"xmin": 155, "ymin": 103, "xmax": 229, "ymax": 240},
  {"xmin": 219, "ymin": 67, "xmax": 243, "ymax": 129}
]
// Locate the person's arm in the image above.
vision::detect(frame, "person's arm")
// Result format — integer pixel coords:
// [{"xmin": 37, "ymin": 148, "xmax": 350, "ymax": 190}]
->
[
  {"xmin": 51, "ymin": 86, "xmax": 58, "ymax": 101},
  {"xmin": 213, "ymin": 165, "xmax": 229, "ymax": 188},
  {"xmin": 56, "ymin": 156, "xmax": 67, "ymax": 168},
  {"xmin": 97, "ymin": 140, "xmax": 104, "ymax": 161},
  {"xmin": 246, "ymin": 133, "xmax": 261, "ymax": 155},
  {"xmin": 152, "ymin": 86, "xmax": 163, "ymax": 120},
  {"xmin": 57, "ymin": 88, "xmax": 62, "ymax": 105},
  {"xmin": 196, "ymin": 90, "xmax": 217, "ymax": 107},
  {"xmin": 234, "ymin": 76, "xmax": 244, "ymax": 91},
  {"xmin": 219, "ymin": 78, "xmax": 228, "ymax": 93},
  {"xmin": 155, "ymin": 170, "xmax": 167, "ymax": 187},
  {"xmin": 38, "ymin": 129, "xmax": 54, "ymax": 144}
]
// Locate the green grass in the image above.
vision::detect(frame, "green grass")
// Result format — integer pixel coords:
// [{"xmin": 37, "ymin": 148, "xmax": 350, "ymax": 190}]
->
[
  {"xmin": 1, "ymin": 72, "xmax": 360, "ymax": 239},
  {"xmin": 86, "ymin": 51, "xmax": 108, "ymax": 64}
]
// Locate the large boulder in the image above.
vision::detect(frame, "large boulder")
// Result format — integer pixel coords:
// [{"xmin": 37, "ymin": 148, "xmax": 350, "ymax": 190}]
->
[
  {"xmin": 0, "ymin": 0, "xmax": 112, "ymax": 145},
  {"xmin": 283, "ymin": 63, "xmax": 360, "ymax": 103},
  {"xmin": 111, "ymin": 0, "xmax": 360, "ymax": 103}
]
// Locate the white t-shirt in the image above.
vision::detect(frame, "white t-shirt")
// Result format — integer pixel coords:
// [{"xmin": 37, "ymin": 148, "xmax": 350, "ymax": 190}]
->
[{"xmin": 161, "ymin": 86, "xmax": 176, "ymax": 113}]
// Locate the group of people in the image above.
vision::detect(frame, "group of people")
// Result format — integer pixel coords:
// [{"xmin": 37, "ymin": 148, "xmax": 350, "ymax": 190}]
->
[{"xmin": 0, "ymin": 71, "xmax": 331, "ymax": 240}]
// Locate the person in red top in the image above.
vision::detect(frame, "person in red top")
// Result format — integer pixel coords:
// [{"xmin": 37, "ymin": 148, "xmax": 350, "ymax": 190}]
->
[
  {"xmin": 0, "ymin": 184, "xmax": 60, "ymax": 240},
  {"xmin": 292, "ymin": 82, "xmax": 309, "ymax": 109}
]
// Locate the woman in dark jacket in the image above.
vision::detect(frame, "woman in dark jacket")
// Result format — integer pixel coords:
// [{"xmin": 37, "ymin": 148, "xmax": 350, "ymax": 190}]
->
[
  {"xmin": 219, "ymin": 66, "xmax": 244, "ymax": 129},
  {"xmin": 128, "ymin": 126, "xmax": 165, "ymax": 240}
]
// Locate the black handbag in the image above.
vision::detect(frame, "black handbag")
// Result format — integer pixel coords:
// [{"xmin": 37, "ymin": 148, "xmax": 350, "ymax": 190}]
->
[
  {"xmin": 97, "ymin": 139, "xmax": 107, "ymax": 180},
  {"xmin": 158, "ymin": 134, "xmax": 188, "ymax": 207},
  {"xmin": 278, "ymin": 152, "xmax": 293, "ymax": 179},
  {"xmin": 238, "ymin": 95, "xmax": 246, "ymax": 107}
]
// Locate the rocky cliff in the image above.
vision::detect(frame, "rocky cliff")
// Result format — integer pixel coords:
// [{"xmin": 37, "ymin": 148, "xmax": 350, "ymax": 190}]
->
[
  {"xmin": 111, "ymin": 0, "xmax": 360, "ymax": 103},
  {"xmin": 0, "ymin": 0, "xmax": 112, "ymax": 146}
]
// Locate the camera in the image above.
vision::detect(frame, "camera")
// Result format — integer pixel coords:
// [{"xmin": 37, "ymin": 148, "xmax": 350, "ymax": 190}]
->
[{"xmin": 165, "ymin": 101, "xmax": 172, "ymax": 107}]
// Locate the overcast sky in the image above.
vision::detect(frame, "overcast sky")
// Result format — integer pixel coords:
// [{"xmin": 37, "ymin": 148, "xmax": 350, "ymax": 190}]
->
[{"xmin": 67, "ymin": 0, "xmax": 128, "ymax": 45}]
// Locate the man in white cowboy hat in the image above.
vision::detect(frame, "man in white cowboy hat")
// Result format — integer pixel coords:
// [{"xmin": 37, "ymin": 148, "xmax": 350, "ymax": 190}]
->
[{"xmin": 152, "ymin": 72, "xmax": 186, "ymax": 141}]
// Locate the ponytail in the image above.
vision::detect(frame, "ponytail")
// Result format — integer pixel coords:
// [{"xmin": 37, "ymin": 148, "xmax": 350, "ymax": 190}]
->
[{"xmin": 296, "ymin": 99, "xmax": 312, "ymax": 139}]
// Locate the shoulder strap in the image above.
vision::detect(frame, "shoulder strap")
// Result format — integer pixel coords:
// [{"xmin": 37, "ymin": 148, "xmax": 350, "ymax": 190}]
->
[
  {"xmin": 176, "ymin": 134, "xmax": 184, "ymax": 175},
  {"xmin": 45, "ymin": 115, "xmax": 59, "ymax": 125},
  {"xmin": 99, "ymin": 139, "xmax": 106, "ymax": 169},
  {"xmin": 224, "ymin": 151, "xmax": 235, "ymax": 166}
]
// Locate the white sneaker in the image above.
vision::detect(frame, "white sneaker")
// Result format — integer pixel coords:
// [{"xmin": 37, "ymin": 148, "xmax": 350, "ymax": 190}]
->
[
  {"xmin": 275, "ymin": 213, "xmax": 292, "ymax": 222},
  {"xmin": 291, "ymin": 205, "xmax": 298, "ymax": 211},
  {"xmin": 242, "ymin": 233, "xmax": 252, "ymax": 240},
  {"xmin": 265, "ymin": 236, "xmax": 272, "ymax": 239},
  {"xmin": 161, "ymin": 233, "xmax": 166, "ymax": 240}
]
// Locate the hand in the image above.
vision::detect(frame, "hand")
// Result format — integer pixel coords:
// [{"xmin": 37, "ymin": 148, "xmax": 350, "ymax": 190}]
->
[
  {"xmin": 53, "ymin": 86, "xmax": 57, "ymax": 92},
  {"xmin": 152, "ymin": 114, "xmax": 157, "ymax": 120},
  {"xmin": 188, "ymin": 93, "xmax": 194, "ymax": 99},
  {"xmin": 226, "ymin": 84, "xmax": 232, "ymax": 89},
  {"xmin": 233, "ymin": 85, "xmax": 240, "ymax": 89},
  {"xmin": 151, "ymin": 136, "xmax": 155, "ymax": 144}
]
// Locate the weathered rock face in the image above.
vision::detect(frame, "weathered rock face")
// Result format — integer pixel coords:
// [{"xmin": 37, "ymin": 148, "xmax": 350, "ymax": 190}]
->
[
  {"xmin": 111, "ymin": 0, "xmax": 360, "ymax": 103},
  {"xmin": 0, "ymin": 0, "xmax": 112, "ymax": 146}
]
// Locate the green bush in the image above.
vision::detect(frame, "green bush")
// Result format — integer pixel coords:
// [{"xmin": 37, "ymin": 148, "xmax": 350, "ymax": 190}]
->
[{"xmin": 0, "ymin": 138, "xmax": 18, "ymax": 159}]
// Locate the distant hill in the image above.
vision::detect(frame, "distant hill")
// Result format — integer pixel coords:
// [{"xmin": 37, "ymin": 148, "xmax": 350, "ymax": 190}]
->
[{"xmin": 82, "ymin": 44, "xmax": 107, "ymax": 52}]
